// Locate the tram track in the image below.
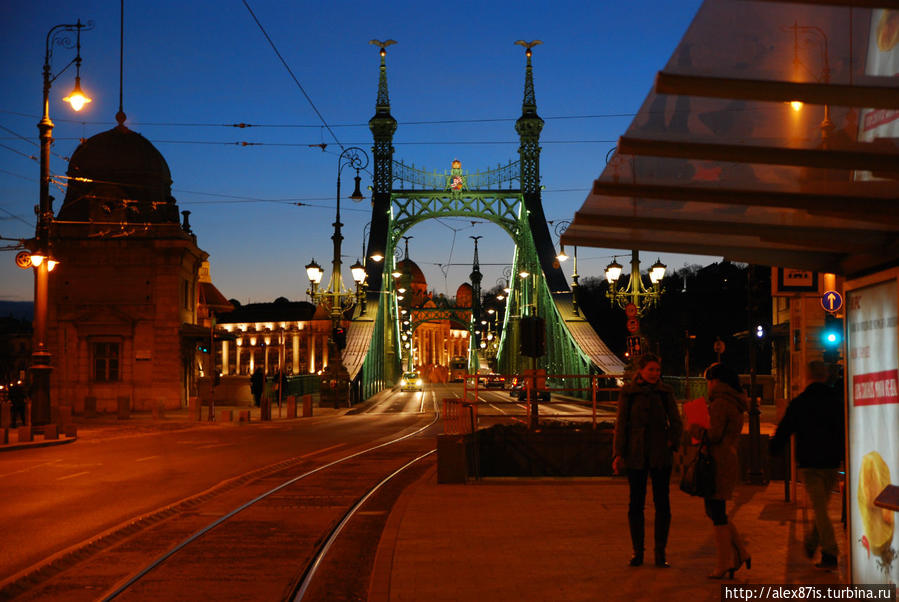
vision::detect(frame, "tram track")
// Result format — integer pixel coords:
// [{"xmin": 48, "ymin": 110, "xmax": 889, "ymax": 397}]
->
[{"xmin": 3, "ymin": 390, "xmax": 441, "ymax": 602}]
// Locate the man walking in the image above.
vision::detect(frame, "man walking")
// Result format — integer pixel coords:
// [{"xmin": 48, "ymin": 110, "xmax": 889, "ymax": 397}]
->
[{"xmin": 770, "ymin": 361, "xmax": 844, "ymax": 569}]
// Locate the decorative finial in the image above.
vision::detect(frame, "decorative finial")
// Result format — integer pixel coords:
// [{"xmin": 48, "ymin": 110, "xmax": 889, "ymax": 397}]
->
[
  {"xmin": 370, "ymin": 39, "xmax": 397, "ymax": 113},
  {"xmin": 115, "ymin": 110, "xmax": 127, "ymax": 130},
  {"xmin": 369, "ymin": 39, "xmax": 397, "ymax": 57},
  {"xmin": 514, "ymin": 39, "xmax": 543, "ymax": 59}
]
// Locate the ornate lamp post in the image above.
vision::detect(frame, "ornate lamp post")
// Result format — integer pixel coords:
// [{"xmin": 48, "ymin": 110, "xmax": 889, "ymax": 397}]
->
[
  {"xmin": 27, "ymin": 20, "xmax": 94, "ymax": 426},
  {"xmin": 305, "ymin": 146, "xmax": 369, "ymax": 406},
  {"xmin": 604, "ymin": 250, "xmax": 667, "ymax": 317},
  {"xmin": 553, "ymin": 220, "xmax": 579, "ymax": 315}
]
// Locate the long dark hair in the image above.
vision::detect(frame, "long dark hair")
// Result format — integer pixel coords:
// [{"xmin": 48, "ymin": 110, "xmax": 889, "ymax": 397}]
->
[{"xmin": 704, "ymin": 362, "xmax": 741, "ymax": 391}]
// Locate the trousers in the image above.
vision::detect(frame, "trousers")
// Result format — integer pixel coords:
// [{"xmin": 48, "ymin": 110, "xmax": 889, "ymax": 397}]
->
[
  {"xmin": 627, "ymin": 465, "xmax": 672, "ymax": 552},
  {"xmin": 801, "ymin": 467, "xmax": 839, "ymax": 557}
]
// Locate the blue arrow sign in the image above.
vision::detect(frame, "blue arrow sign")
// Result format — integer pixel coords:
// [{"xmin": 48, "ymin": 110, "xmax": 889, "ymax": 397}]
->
[{"xmin": 821, "ymin": 290, "xmax": 843, "ymax": 313}]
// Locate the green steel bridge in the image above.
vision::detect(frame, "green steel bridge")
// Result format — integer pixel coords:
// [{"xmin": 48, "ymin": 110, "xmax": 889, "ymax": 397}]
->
[{"xmin": 342, "ymin": 42, "xmax": 624, "ymax": 401}]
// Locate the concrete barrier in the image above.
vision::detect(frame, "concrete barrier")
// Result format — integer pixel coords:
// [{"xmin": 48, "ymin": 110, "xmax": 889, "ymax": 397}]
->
[
  {"xmin": 17, "ymin": 426, "xmax": 33, "ymax": 443},
  {"xmin": 302, "ymin": 394, "xmax": 313, "ymax": 417},
  {"xmin": 286, "ymin": 396, "xmax": 297, "ymax": 418},
  {"xmin": 84, "ymin": 396, "xmax": 97, "ymax": 418},
  {"xmin": 219, "ymin": 409, "xmax": 233, "ymax": 422},
  {"xmin": 117, "ymin": 396, "xmax": 130, "ymax": 420},
  {"xmin": 238, "ymin": 410, "xmax": 250, "ymax": 423},
  {"xmin": 0, "ymin": 402, "xmax": 9, "ymax": 429},
  {"xmin": 152, "ymin": 403, "xmax": 166, "ymax": 420},
  {"xmin": 64, "ymin": 424, "xmax": 77, "ymax": 438},
  {"xmin": 58, "ymin": 405, "xmax": 72, "ymax": 426},
  {"xmin": 43, "ymin": 424, "xmax": 59, "ymax": 440},
  {"xmin": 1, "ymin": 428, "xmax": 7, "ymax": 444}
]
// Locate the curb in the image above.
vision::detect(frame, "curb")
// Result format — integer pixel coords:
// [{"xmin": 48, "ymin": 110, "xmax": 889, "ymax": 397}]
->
[{"xmin": 0, "ymin": 436, "xmax": 76, "ymax": 453}]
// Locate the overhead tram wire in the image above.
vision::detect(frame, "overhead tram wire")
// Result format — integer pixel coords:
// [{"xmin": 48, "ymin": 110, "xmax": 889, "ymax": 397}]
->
[
  {"xmin": 2, "ymin": 106, "xmax": 772, "ymax": 129},
  {"xmin": 241, "ymin": 0, "xmax": 343, "ymax": 151}
]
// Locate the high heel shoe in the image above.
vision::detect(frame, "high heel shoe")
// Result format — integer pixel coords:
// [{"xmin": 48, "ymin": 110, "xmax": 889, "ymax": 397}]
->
[
  {"xmin": 707, "ymin": 567, "xmax": 735, "ymax": 580},
  {"xmin": 732, "ymin": 547, "xmax": 752, "ymax": 572}
]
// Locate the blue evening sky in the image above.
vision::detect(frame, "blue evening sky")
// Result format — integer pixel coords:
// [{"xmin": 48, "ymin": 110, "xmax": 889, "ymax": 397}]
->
[{"xmin": 0, "ymin": 0, "xmax": 713, "ymax": 304}]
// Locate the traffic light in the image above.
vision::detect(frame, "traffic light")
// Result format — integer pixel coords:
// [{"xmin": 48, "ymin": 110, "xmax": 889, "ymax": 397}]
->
[
  {"xmin": 519, "ymin": 316, "xmax": 546, "ymax": 357},
  {"xmin": 197, "ymin": 342, "xmax": 209, "ymax": 353},
  {"xmin": 626, "ymin": 335, "xmax": 642, "ymax": 358},
  {"xmin": 333, "ymin": 326, "xmax": 347, "ymax": 350},
  {"xmin": 821, "ymin": 313, "xmax": 843, "ymax": 363}
]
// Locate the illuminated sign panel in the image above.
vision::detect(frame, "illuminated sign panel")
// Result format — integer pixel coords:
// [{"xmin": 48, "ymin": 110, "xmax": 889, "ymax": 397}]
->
[{"xmin": 847, "ymin": 275, "xmax": 899, "ymax": 584}]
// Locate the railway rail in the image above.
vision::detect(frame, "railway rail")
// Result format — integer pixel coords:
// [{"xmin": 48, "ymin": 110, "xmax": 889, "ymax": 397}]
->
[{"xmin": 4, "ymin": 390, "xmax": 440, "ymax": 601}]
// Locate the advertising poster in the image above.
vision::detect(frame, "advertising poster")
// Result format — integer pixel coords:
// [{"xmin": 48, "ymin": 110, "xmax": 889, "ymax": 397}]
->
[
  {"xmin": 857, "ymin": 9, "xmax": 899, "ymax": 181},
  {"xmin": 847, "ymin": 278, "xmax": 899, "ymax": 584}
]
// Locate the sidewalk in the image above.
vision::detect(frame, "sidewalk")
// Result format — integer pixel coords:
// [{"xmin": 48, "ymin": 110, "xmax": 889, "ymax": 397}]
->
[
  {"xmin": 369, "ymin": 408, "xmax": 846, "ymax": 601},
  {"xmin": 370, "ymin": 473, "xmax": 848, "ymax": 602},
  {"xmin": 0, "ymin": 396, "xmax": 347, "ymax": 451}
]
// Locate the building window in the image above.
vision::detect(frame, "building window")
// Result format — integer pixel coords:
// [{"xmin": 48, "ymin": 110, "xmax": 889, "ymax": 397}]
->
[{"xmin": 92, "ymin": 342, "xmax": 120, "ymax": 382}]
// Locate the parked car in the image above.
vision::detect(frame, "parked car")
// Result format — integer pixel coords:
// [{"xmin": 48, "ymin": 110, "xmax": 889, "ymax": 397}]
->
[
  {"xmin": 508, "ymin": 374, "xmax": 550, "ymax": 401},
  {"xmin": 400, "ymin": 371, "xmax": 423, "ymax": 392}
]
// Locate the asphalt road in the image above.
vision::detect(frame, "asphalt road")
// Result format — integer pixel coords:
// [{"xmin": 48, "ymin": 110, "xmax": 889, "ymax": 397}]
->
[{"xmin": 0, "ymin": 389, "xmax": 436, "ymax": 584}]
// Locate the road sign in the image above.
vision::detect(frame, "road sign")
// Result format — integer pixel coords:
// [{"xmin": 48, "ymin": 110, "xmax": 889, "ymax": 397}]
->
[
  {"xmin": 626, "ymin": 318, "xmax": 639, "ymax": 334},
  {"xmin": 713, "ymin": 339, "xmax": 726, "ymax": 355},
  {"xmin": 15, "ymin": 251, "xmax": 31, "ymax": 269},
  {"xmin": 625, "ymin": 303, "xmax": 638, "ymax": 318},
  {"xmin": 821, "ymin": 290, "xmax": 843, "ymax": 313}
]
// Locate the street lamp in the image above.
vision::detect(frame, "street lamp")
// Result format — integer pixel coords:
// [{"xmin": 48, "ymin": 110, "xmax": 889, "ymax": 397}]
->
[
  {"xmin": 28, "ymin": 20, "xmax": 94, "ymax": 427},
  {"xmin": 351, "ymin": 258, "xmax": 367, "ymax": 315},
  {"xmin": 553, "ymin": 220, "xmax": 579, "ymax": 315},
  {"xmin": 304, "ymin": 146, "xmax": 369, "ymax": 406},
  {"xmin": 604, "ymin": 250, "xmax": 666, "ymax": 316}
]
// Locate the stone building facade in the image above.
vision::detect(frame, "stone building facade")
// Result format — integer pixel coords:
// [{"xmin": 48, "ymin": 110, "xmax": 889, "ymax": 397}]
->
[{"xmin": 47, "ymin": 119, "xmax": 226, "ymax": 413}]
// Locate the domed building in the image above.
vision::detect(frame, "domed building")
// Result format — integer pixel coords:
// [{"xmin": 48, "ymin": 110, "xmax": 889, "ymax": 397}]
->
[
  {"xmin": 47, "ymin": 117, "xmax": 230, "ymax": 414},
  {"xmin": 393, "ymin": 257, "xmax": 472, "ymax": 381}
]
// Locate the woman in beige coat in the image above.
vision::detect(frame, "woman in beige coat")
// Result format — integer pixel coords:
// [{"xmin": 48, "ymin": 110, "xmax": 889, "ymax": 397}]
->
[{"xmin": 691, "ymin": 363, "xmax": 751, "ymax": 579}]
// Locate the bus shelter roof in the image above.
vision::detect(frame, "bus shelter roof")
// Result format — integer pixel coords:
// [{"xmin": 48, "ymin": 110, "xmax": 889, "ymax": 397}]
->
[{"xmin": 561, "ymin": 0, "xmax": 899, "ymax": 277}]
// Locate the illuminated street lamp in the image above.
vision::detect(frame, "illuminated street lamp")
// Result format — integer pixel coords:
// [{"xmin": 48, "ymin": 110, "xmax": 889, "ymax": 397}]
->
[
  {"xmin": 605, "ymin": 250, "xmax": 666, "ymax": 316},
  {"xmin": 305, "ymin": 146, "xmax": 369, "ymax": 406},
  {"xmin": 27, "ymin": 20, "xmax": 94, "ymax": 426}
]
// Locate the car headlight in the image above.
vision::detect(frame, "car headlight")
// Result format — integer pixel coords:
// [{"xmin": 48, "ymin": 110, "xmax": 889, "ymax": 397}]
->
[{"xmin": 416, "ymin": 379, "xmax": 422, "ymax": 386}]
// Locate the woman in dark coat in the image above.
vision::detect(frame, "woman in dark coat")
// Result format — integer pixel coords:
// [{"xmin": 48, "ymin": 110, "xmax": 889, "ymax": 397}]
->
[
  {"xmin": 690, "ymin": 363, "xmax": 751, "ymax": 579},
  {"xmin": 613, "ymin": 353, "xmax": 683, "ymax": 568}
]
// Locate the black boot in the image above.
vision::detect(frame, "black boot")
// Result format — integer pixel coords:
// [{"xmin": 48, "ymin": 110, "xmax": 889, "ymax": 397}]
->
[
  {"xmin": 654, "ymin": 504, "xmax": 671, "ymax": 568},
  {"xmin": 628, "ymin": 509, "xmax": 644, "ymax": 567}
]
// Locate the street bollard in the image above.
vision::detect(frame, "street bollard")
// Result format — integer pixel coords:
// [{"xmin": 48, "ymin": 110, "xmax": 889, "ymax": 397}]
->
[
  {"xmin": 1, "ymin": 428, "xmax": 7, "ymax": 444},
  {"xmin": 84, "ymin": 396, "xmax": 97, "ymax": 418},
  {"xmin": 17, "ymin": 426, "xmax": 33, "ymax": 442},
  {"xmin": 0, "ymin": 402, "xmax": 9, "ymax": 429},
  {"xmin": 43, "ymin": 424, "xmax": 58, "ymax": 440},
  {"xmin": 302, "ymin": 394, "xmax": 313, "ymax": 417}
]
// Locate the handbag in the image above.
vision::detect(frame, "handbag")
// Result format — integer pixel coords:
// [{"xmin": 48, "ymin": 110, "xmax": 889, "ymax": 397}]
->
[{"xmin": 679, "ymin": 435, "xmax": 716, "ymax": 498}]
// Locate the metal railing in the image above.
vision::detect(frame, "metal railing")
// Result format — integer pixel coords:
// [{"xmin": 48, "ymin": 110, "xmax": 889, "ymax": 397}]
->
[{"xmin": 451, "ymin": 372, "xmax": 626, "ymax": 431}]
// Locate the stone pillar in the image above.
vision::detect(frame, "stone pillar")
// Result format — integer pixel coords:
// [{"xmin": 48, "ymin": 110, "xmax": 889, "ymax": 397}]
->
[
  {"xmin": 292, "ymin": 333, "xmax": 300, "ymax": 374},
  {"xmin": 322, "ymin": 334, "xmax": 329, "ymax": 369},
  {"xmin": 264, "ymin": 345, "xmax": 270, "ymax": 375},
  {"xmin": 222, "ymin": 340, "xmax": 229, "ymax": 376},
  {"xmin": 309, "ymin": 333, "xmax": 316, "ymax": 373},
  {"xmin": 235, "ymin": 345, "xmax": 242, "ymax": 375},
  {"xmin": 249, "ymin": 348, "xmax": 255, "ymax": 373}
]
